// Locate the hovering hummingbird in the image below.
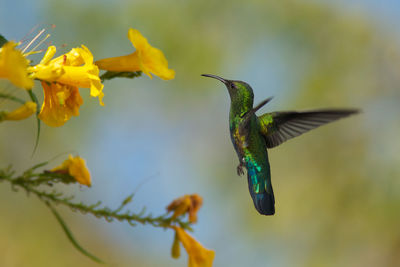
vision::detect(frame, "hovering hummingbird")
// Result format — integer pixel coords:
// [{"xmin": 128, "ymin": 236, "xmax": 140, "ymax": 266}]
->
[{"xmin": 202, "ymin": 74, "xmax": 359, "ymax": 216}]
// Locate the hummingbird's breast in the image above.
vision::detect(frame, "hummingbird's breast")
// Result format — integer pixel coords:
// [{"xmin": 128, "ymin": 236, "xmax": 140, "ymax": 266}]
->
[
  {"xmin": 229, "ymin": 114, "xmax": 258, "ymax": 164},
  {"xmin": 229, "ymin": 118, "xmax": 247, "ymax": 160}
]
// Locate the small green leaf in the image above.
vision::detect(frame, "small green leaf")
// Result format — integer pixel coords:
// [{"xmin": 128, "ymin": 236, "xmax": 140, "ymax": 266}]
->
[
  {"xmin": 29, "ymin": 161, "xmax": 49, "ymax": 171},
  {"xmin": 122, "ymin": 193, "xmax": 134, "ymax": 206},
  {"xmin": 46, "ymin": 202, "xmax": 104, "ymax": 264},
  {"xmin": 0, "ymin": 34, "xmax": 7, "ymax": 47},
  {"xmin": 100, "ymin": 71, "xmax": 142, "ymax": 81}
]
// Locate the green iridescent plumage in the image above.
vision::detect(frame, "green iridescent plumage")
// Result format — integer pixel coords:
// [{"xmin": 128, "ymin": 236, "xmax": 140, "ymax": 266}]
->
[{"xmin": 202, "ymin": 74, "xmax": 359, "ymax": 215}]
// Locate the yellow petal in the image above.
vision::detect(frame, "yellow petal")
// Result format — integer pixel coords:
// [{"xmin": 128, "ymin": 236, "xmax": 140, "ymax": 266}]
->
[
  {"xmin": 57, "ymin": 65, "xmax": 94, "ymax": 88},
  {"xmin": 172, "ymin": 227, "xmax": 215, "ymax": 267},
  {"xmin": 67, "ymin": 155, "xmax": 91, "ymax": 186},
  {"xmin": 28, "ymin": 46, "xmax": 64, "ymax": 81},
  {"xmin": 0, "ymin": 42, "xmax": 34, "ymax": 89},
  {"xmin": 52, "ymin": 155, "xmax": 91, "ymax": 186},
  {"xmin": 38, "ymin": 82, "xmax": 83, "ymax": 127},
  {"xmin": 128, "ymin": 28, "xmax": 150, "ymax": 52},
  {"xmin": 0, "ymin": 101, "xmax": 37, "ymax": 121},
  {"xmin": 39, "ymin": 46, "xmax": 57, "ymax": 65},
  {"xmin": 51, "ymin": 46, "xmax": 84, "ymax": 66},
  {"xmin": 28, "ymin": 62, "xmax": 65, "ymax": 82},
  {"xmin": 56, "ymin": 65, "xmax": 104, "ymax": 106}
]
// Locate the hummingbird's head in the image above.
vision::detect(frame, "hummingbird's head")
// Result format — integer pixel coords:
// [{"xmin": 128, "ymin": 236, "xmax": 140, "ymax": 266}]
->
[{"xmin": 201, "ymin": 74, "xmax": 254, "ymax": 106}]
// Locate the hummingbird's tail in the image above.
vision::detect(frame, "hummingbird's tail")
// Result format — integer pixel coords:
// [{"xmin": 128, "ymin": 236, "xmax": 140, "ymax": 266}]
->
[
  {"xmin": 247, "ymin": 173, "xmax": 275, "ymax": 215},
  {"xmin": 251, "ymin": 188, "xmax": 275, "ymax": 215}
]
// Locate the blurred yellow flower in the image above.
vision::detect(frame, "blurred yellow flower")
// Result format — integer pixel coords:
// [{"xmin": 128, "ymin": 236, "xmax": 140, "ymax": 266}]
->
[
  {"xmin": 171, "ymin": 226, "xmax": 215, "ymax": 267},
  {"xmin": 29, "ymin": 45, "xmax": 104, "ymax": 105},
  {"xmin": 95, "ymin": 28, "xmax": 175, "ymax": 80},
  {"xmin": 0, "ymin": 101, "xmax": 37, "ymax": 122},
  {"xmin": 38, "ymin": 81, "xmax": 83, "ymax": 127},
  {"xmin": 0, "ymin": 41, "xmax": 34, "ymax": 89},
  {"xmin": 167, "ymin": 194, "xmax": 203, "ymax": 223},
  {"xmin": 51, "ymin": 155, "xmax": 91, "ymax": 186}
]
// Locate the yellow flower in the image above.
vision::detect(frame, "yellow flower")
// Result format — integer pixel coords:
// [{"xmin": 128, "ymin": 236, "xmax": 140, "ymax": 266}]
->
[
  {"xmin": 0, "ymin": 101, "xmax": 37, "ymax": 121},
  {"xmin": 38, "ymin": 81, "xmax": 83, "ymax": 127},
  {"xmin": 171, "ymin": 226, "xmax": 215, "ymax": 267},
  {"xmin": 0, "ymin": 41, "xmax": 34, "ymax": 89},
  {"xmin": 29, "ymin": 45, "xmax": 104, "ymax": 105},
  {"xmin": 51, "ymin": 155, "xmax": 91, "ymax": 186},
  {"xmin": 167, "ymin": 194, "xmax": 203, "ymax": 223},
  {"xmin": 95, "ymin": 28, "xmax": 175, "ymax": 80}
]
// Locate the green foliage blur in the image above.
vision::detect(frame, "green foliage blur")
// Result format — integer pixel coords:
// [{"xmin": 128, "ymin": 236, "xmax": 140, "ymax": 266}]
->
[{"xmin": 1, "ymin": 0, "xmax": 400, "ymax": 266}]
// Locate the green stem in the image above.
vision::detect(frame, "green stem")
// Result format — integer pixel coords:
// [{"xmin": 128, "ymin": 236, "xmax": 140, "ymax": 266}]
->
[
  {"xmin": 0, "ymin": 171, "xmax": 192, "ymax": 230},
  {"xmin": 26, "ymin": 90, "xmax": 41, "ymax": 156},
  {"xmin": 100, "ymin": 71, "xmax": 142, "ymax": 82},
  {"xmin": 0, "ymin": 93, "xmax": 26, "ymax": 104}
]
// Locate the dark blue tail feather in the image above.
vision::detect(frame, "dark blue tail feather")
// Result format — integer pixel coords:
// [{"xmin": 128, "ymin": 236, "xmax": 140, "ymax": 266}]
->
[
  {"xmin": 252, "ymin": 191, "xmax": 275, "ymax": 215},
  {"xmin": 247, "ymin": 175, "xmax": 275, "ymax": 215}
]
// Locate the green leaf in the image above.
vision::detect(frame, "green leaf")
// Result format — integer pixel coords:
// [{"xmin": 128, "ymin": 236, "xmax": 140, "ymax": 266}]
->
[
  {"xmin": 29, "ymin": 161, "xmax": 49, "ymax": 171},
  {"xmin": 0, "ymin": 34, "xmax": 7, "ymax": 47},
  {"xmin": 100, "ymin": 71, "xmax": 142, "ymax": 81},
  {"xmin": 46, "ymin": 202, "xmax": 104, "ymax": 264},
  {"xmin": 27, "ymin": 90, "xmax": 41, "ymax": 156}
]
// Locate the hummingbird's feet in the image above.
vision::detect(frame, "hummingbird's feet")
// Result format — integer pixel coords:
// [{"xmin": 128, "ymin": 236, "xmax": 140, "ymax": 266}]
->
[{"xmin": 236, "ymin": 164, "xmax": 245, "ymax": 176}]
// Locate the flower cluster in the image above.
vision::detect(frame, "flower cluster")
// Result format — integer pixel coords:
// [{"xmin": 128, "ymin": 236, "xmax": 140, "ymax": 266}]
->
[
  {"xmin": 0, "ymin": 28, "xmax": 174, "ymax": 127},
  {"xmin": 0, "ymin": 27, "xmax": 214, "ymax": 267},
  {"xmin": 166, "ymin": 194, "xmax": 215, "ymax": 267},
  {"xmin": 167, "ymin": 194, "xmax": 203, "ymax": 223}
]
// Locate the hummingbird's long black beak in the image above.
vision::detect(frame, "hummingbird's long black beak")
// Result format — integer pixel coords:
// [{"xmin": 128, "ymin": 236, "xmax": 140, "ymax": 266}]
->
[{"xmin": 201, "ymin": 74, "xmax": 228, "ymax": 85}]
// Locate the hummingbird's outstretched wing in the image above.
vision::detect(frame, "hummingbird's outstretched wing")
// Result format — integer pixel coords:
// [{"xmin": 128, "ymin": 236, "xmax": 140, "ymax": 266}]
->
[{"xmin": 258, "ymin": 109, "xmax": 359, "ymax": 148}]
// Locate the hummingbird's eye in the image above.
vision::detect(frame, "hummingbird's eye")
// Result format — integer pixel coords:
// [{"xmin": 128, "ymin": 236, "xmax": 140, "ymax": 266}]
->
[{"xmin": 230, "ymin": 83, "xmax": 237, "ymax": 89}]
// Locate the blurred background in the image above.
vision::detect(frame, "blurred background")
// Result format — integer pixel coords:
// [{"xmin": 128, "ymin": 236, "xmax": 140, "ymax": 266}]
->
[{"xmin": 1, "ymin": 0, "xmax": 400, "ymax": 266}]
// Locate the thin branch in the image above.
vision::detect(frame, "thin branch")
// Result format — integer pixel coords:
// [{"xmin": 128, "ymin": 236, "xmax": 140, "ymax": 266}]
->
[{"xmin": 0, "ymin": 168, "xmax": 193, "ymax": 231}]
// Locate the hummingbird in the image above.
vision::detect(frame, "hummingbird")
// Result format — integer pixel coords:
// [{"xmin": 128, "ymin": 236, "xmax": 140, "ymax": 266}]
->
[{"xmin": 202, "ymin": 74, "xmax": 359, "ymax": 216}]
